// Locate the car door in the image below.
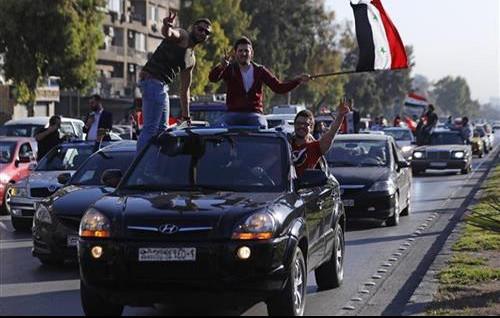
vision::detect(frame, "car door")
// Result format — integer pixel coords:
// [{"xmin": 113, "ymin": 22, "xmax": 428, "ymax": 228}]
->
[
  {"xmin": 391, "ymin": 141, "xmax": 409, "ymax": 208},
  {"xmin": 16, "ymin": 142, "xmax": 35, "ymax": 181}
]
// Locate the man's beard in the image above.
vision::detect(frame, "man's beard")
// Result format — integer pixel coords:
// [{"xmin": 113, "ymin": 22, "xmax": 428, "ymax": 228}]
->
[{"xmin": 190, "ymin": 31, "xmax": 204, "ymax": 44}]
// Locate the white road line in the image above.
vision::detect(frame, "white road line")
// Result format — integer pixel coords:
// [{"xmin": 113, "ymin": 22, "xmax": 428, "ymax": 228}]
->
[{"xmin": 0, "ymin": 279, "xmax": 80, "ymax": 298}]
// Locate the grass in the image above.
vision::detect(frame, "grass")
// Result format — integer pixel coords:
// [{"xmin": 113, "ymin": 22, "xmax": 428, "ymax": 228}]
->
[{"xmin": 438, "ymin": 265, "xmax": 500, "ymax": 286}]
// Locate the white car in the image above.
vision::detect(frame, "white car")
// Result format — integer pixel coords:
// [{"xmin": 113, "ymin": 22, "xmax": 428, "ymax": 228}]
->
[
  {"xmin": 383, "ymin": 127, "xmax": 416, "ymax": 159},
  {"xmin": 271, "ymin": 105, "xmax": 306, "ymax": 115},
  {"xmin": 266, "ymin": 114, "xmax": 296, "ymax": 129},
  {"xmin": 0, "ymin": 117, "xmax": 85, "ymax": 140}
]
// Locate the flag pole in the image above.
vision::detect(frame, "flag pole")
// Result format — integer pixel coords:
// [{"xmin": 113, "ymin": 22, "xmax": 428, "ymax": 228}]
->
[{"xmin": 311, "ymin": 67, "xmax": 408, "ymax": 79}]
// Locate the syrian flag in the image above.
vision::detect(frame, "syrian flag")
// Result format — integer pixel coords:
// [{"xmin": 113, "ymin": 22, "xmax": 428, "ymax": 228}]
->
[
  {"xmin": 404, "ymin": 93, "xmax": 429, "ymax": 108},
  {"xmin": 351, "ymin": 0, "xmax": 408, "ymax": 71}
]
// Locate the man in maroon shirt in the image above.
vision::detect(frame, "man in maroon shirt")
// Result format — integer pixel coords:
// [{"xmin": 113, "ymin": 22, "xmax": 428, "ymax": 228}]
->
[
  {"xmin": 209, "ymin": 37, "xmax": 311, "ymax": 128},
  {"xmin": 292, "ymin": 99, "xmax": 351, "ymax": 178}
]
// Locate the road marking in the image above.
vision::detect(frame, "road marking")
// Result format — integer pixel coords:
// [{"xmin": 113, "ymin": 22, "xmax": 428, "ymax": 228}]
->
[
  {"xmin": 0, "ymin": 279, "xmax": 80, "ymax": 298},
  {"xmin": 0, "ymin": 239, "xmax": 33, "ymax": 250}
]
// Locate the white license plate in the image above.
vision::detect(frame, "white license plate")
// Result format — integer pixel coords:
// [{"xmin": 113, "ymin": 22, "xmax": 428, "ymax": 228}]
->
[
  {"xmin": 138, "ymin": 248, "xmax": 197, "ymax": 262},
  {"xmin": 67, "ymin": 235, "xmax": 79, "ymax": 247},
  {"xmin": 430, "ymin": 162, "xmax": 447, "ymax": 168},
  {"xmin": 343, "ymin": 200, "xmax": 355, "ymax": 207}
]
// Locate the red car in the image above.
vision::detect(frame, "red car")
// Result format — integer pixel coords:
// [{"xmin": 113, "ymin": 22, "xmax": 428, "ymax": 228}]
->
[{"xmin": 0, "ymin": 137, "xmax": 37, "ymax": 214}]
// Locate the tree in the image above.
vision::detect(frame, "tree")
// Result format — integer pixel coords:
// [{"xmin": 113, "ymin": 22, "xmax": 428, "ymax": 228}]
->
[
  {"xmin": 0, "ymin": 0, "xmax": 104, "ymax": 116},
  {"xmin": 433, "ymin": 76, "xmax": 478, "ymax": 118}
]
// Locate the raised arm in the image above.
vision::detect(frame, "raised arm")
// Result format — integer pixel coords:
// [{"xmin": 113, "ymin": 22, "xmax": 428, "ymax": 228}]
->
[
  {"xmin": 319, "ymin": 98, "xmax": 351, "ymax": 155},
  {"xmin": 262, "ymin": 67, "xmax": 310, "ymax": 94},
  {"xmin": 162, "ymin": 11, "xmax": 185, "ymax": 42}
]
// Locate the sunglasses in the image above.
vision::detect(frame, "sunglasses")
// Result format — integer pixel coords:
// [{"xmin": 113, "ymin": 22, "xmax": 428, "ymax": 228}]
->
[
  {"xmin": 196, "ymin": 26, "xmax": 212, "ymax": 36},
  {"xmin": 295, "ymin": 121, "xmax": 313, "ymax": 128}
]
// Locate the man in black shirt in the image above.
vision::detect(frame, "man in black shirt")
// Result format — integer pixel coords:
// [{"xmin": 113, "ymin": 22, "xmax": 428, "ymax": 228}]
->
[{"xmin": 35, "ymin": 116, "xmax": 64, "ymax": 160}]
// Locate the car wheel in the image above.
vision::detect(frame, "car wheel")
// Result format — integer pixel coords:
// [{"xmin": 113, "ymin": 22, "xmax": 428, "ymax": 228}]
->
[
  {"xmin": 80, "ymin": 280, "xmax": 124, "ymax": 316},
  {"xmin": 386, "ymin": 193, "xmax": 400, "ymax": 227},
  {"xmin": 461, "ymin": 166, "xmax": 471, "ymax": 175},
  {"xmin": 315, "ymin": 223, "xmax": 345, "ymax": 290},
  {"xmin": 401, "ymin": 192, "xmax": 411, "ymax": 216},
  {"xmin": 11, "ymin": 216, "xmax": 31, "ymax": 232},
  {"xmin": 266, "ymin": 246, "xmax": 307, "ymax": 316},
  {"xmin": 1, "ymin": 183, "xmax": 13, "ymax": 215}
]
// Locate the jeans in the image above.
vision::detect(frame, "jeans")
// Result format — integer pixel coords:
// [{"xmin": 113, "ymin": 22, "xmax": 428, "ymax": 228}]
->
[
  {"xmin": 137, "ymin": 78, "xmax": 169, "ymax": 153},
  {"xmin": 216, "ymin": 112, "xmax": 268, "ymax": 129}
]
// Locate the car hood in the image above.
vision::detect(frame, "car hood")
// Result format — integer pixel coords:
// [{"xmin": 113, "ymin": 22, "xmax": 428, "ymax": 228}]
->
[
  {"xmin": 330, "ymin": 167, "xmax": 390, "ymax": 187},
  {"xmin": 51, "ymin": 185, "xmax": 114, "ymax": 217},
  {"xmin": 93, "ymin": 191, "xmax": 283, "ymax": 239},
  {"xmin": 16, "ymin": 170, "xmax": 74, "ymax": 188},
  {"xmin": 414, "ymin": 145, "xmax": 469, "ymax": 152},
  {"xmin": 396, "ymin": 140, "xmax": 413, "ymax": 148}
]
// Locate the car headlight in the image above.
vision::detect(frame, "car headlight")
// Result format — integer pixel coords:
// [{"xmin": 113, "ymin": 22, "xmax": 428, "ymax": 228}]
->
[
  {"xmin": 11, "ymin": 187, "xmax": 28, "ymax": 197},
  {"xmin": 79, "ymin": 209, "xmax": 111, "ymax": 238},
  {"xmin": 401, "ymin": 146, "xmax": 413, "ymax": 153},
  {"xmin": 453, "ymin": 151, "xmax": 465, "ymax": 159},
  {"xmin": 35, "ymin": 205, "xmax": 52, "ymax": 224},
  {"xmin": 413, "ymin": 151, "xmax": 425, "ymax": 159},
  {"xmin": 232, "ymin": 212, "xmax": 275, "ymax": 240},
  {"xmin": 0, "ymin": 173, "xmax": 10, "ymax": 184},
  {"xmin": 368, "ymin": 180, "xmax": 396, "ymax": 195}
]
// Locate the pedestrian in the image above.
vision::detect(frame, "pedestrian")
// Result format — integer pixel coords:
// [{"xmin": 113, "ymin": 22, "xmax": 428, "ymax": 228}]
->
[
  {"xmin": 137, "ymin": 12, "xmax": 212, "ymax": 153},
  {"xmin": 394, "ymin": 115, "xmax": 402, "ymax": 127},
  {"xmin": 350, "ymin": 99, "xmax": 361, "ymax": 133},
  {"xmin": 209, "ymin": 37, "xmax": 311, "ymax": 128},
  {"xmin": 291, "ymin": 98, "xmax": 351, "ymax": 178},
  {"xmin": 35, "ymin": 116, "xmax": 67, "ymax": 159},
  {"xmin": 421, "ymin": 104, "xmax": 438, "ymax": 144},
  {"xmin": 83, "ymin": 94, "xmax": 113, "ymax": 142}
]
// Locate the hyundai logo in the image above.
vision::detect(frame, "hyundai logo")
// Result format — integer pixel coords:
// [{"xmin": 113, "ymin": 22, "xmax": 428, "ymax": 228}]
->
[{"xmin": 158, "ymin": 224, "xmax": 179, "ymax": 235}]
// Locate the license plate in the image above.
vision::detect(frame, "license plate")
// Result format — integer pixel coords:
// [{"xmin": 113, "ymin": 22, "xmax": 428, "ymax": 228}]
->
[
  {"xmin": 138, "ymin": 248, "xmax": 197, "ymax": 262},
  {"xmin": 430, "ymin": 162, "xmax": 447, "ymax": 168},
  {"xmin": 67, "ymin": 235, "xmax": 79, "ymax": 247},
  {"xmin": 343, "ymin": 200, "xmax": 355, "ymax": 207}
]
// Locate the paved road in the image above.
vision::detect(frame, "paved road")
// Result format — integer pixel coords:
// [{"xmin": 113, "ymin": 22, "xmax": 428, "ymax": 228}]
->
[{"xmin": 1, "ymin": 133, "xmax": 498, "ymax": 316}]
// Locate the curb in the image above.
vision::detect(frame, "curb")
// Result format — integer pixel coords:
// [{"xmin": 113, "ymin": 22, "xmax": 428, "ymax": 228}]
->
[{"xmin": 402, "ymin": 149, "xmax": 499, "ymax": 316}]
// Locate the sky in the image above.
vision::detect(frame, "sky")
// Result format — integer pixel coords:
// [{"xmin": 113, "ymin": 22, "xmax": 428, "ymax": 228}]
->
[{"xmin": 325, "ymin": 0, "xmax": 500, "ymax": 104}]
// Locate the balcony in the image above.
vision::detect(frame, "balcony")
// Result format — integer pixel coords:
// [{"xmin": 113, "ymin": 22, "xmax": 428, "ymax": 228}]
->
[{"xmin": 98, "ymin": 45, "xmax": 126, "ymax": 62}]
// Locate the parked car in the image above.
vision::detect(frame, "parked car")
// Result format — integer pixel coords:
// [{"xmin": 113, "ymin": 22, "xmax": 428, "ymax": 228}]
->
[
  {"xmin": 0, "ymin": 117, "xmax": 85, "ymax": 140},
  {"xmin": 478, "ymin": 124, "xmax": 495, "ymax": 151},
  {"xmin": 0, "ymin": 137, "xmax": 37, "ymax": 215},
  {"xmin": 382, "ymin": 127, "xmax": 416, "ymax": 159},
  {"xmin": 32, "ymin": 141, "xmax": 137, "ymax": 266},
  {"xmin": 493, "ymin": 121, "xmax": 500, "ymax": 130},
  {"xmin": 474, "ymin": 126, "xmax": 492, "ymax": 154},
  {"xmin": 9, "ymin": 141, "xmax": 100, "ymax": 230},
  {"xmin": 411, "ymin": 130, "xmax": 473, "ymax": 175},
  {"xmin": 326, "ymin": 134, "xmax": 412, "ymax": 226},
  {"xmin": 78, "ymin": 128, "xmax": 345, "ymax": 316},
  {"xmin": 272, "ymin": 105, "xmax": 306, "ymax": 115}
]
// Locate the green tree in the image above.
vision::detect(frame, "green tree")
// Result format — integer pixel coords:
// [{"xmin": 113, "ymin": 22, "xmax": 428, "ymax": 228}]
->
[
  {"xmin": 0, "ymin": 0, "xmax": 105, "ymax": 116},
  {"xmin": 433, "ymin": 76, "xmax": 478, "ymax": 118}
]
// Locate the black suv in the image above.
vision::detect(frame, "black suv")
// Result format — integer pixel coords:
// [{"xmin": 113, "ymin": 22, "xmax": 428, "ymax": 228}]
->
[{"xmin": 78, "ymin": 128, "xmax": 346, "ymax": 316}]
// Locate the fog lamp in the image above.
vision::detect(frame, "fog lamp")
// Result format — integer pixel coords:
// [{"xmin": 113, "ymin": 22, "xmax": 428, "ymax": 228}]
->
[
  {"xmin": 237, "ymin": 246, "xmax": 252, "ymax": 260},
  {"xmin": 91, "ymin": 246, "xmax": 104, "ymax": 259}
]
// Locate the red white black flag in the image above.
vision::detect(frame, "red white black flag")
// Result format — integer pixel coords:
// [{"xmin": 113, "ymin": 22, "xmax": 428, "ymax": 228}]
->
[{"xmin": 351, "ymin": 0, "xmax": 408, "ymax": 71}]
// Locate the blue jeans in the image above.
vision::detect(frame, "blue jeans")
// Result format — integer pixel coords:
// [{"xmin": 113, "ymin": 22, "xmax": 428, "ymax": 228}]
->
[
  {"xmin": 216, "ymin": 112, "xmax": 268, "ymax": 129},
  {"xmin": 137, "ymin": 78, "xmax": 169, "ymax": 153}
]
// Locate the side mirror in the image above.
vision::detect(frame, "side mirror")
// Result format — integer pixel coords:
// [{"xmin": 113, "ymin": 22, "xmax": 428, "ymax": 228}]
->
[
  {"xmin": 398, "ymin": 161, "xmax": 410, "ymax": 169},
  {"xmin": 28, "ymin": 163, "xmax": 37, "ymax": 171},
  {"xmin": 101, "ymin": 169, "xmax": 123, "ymax": 188},
  {"xmin": 57, "ymin": 172, "xmax": 72, "ymax": 185},
  {"xmin": 297, "ymin": 170, "xmax": 328, "ymax": 190}
]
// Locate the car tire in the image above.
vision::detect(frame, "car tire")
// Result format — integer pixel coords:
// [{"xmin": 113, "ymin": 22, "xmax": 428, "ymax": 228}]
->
[
  {"xmin": 315, "ymin": 223, "xmax": 344, "ymax": 290},
  {"xmin": 1, "ymin": 183, "xmax": 13, "ymax": 215},
  {"xmin": 461, "ymin": 166, "xmax": 471, "ymax": 175},
  {"xmin": 266, "ymin": 246, "xmax": 307, "ymax": 316},
  {"xmin": 80, "ymin": 280, "xmax": 124, "ymax": 316},
  {"xmin": 386, "ymin": 193, "xmax": 400, "ymax": 227},
  {"xmin": 401, "ymin": 192, "xmax": 411, "ymax": 216},
  {"xmin": 11, "ymin": 216, "xmax": 31, "ymax": 232}
]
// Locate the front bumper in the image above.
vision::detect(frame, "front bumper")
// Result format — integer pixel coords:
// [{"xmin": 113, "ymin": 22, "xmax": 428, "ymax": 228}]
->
[
  {"xmin": 10, "ymin": 196, "xmax": 42, "ymax": 219},
  {"xmin": 411, "ymin": 159, "xmax": 469, "ymax": 171},
  {"xmin": 342, "ymin": 192, "xmax": 396, "ymax": 220},
  {"xmin": 32, "ymin": 215, "xmax": 80, "ymax": 261},
  {"xmin": 79, "ymin": 236, "xmax": 296, "ymax": 305}
]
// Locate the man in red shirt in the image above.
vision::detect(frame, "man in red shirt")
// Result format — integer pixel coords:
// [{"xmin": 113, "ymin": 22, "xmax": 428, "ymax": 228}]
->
[
  {"xmin": 209, "ymin": 37, "xmax": 311, "ymax": 128},
  {"xmin": 292, "ymin": 99, "xmax": 351, "ymax": 178}
]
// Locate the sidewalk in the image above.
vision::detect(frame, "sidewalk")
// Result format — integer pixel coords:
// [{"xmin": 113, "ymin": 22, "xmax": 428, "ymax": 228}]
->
[{"xmin": 403, "ymin": 152, "xmax": 500, "ymax": 316}]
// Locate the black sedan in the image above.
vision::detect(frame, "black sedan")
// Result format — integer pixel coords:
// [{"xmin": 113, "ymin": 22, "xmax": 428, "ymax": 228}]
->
[
  {"xmin": 32, "ymin": 141, "xmax": 136, "ymax": 266},
  {"xmin": 411, "ymin": 130, "xmax": 473, "ymax": 175},
  {"xmin": 326, "ymin": 134, "xmax": 412, "ymax": 226},
  {"xmin": 78, "ymin": 128, "xmax": 345, "ymax": 316}
]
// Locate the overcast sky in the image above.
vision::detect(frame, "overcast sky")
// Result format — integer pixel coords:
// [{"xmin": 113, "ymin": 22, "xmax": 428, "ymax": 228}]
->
[{"xmin": 326, "ymin": 0, "xmax": 500, "ymax": 104}]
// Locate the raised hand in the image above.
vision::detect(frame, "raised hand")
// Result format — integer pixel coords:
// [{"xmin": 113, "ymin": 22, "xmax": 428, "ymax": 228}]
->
[
  {"xmin": 337, "ymin": 97, "xmax": 351, "ymax": 117},
  {"xmin": 221, "ymin": 48, "xmax": 233, "ymax": 68},
  {"xmin": 163, "ymin": 10, "xmax": 176, "ymax": 28}
]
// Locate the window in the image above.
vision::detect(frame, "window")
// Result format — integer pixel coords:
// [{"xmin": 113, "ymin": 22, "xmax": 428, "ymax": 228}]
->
[
  {"xmin": 135, "ymin": 33, "xmax": 146, "ymax": 52},
  {"xmin": 150, "ymin": 5, "xmax": 158, "ymax": 22},
  {"xmin": 107, "ymin": 0, "xmax": 123, "ymax": 13},
  {"xmin": 19, "ymin": 143, "xmax": 33, "ymax": 157}
]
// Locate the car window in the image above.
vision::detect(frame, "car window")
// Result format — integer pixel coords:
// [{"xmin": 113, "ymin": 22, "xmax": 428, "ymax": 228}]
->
[
  {"xmin": 0, "ymin": 142, "xmax": 16, "ymax": 163},
  {"xmin": 60, "ymin": 122, "xmax": 75, "ymax": 138},
  {"xmin": 36, "ymin": 146, "xmax": 95, "ymax": 171},
  {"xmin": 326, "ymin": 140, "xmax": 390, "ymax": 167},
  {"xmin": 430, "ymin": 133, "xmax": 464, "ymax": 145},
  {"xmin": 71, "ymin": 152, "xmax": 136, "ymax": 186},
  {"xmin": 19, "ymin": 143, "xmax": 33, "ymax": 157},
  {"xmin": 383, "ymin": 129, "xmax": 413, "ymax": 141},
  {"xmin": 123, "ymin": 136, "xmax": 287, "ymax": 193},
  {"xmin": 72, "ymin": 122, "xmax": 85, "ymax": 139},
  {"xmin": 0, "ymin": 125, "xmax": 44, "ymax": 137}
]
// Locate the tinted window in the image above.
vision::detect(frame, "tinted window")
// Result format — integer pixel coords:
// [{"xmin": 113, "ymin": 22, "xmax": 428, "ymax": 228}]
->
[
  {"xmin": 71, "ymin": 152, "xmax": 135, "ymax": 186},
  {"xmin": 123, "ymin": 136, "xmax": 287, "ymax": 192},
  {"xmin": 36, "ymin": 145, "xmax": 95, "ymax": 171},
  {"xmin": 326, "ymin": 140, "xmax": 390, "ymax": 167},
  {"xmin": 0, "ymin": 142, "xmax": 16, "ymax": 163},
  {"xmin": 430, "ymin": 133, "xmax": 464, "ymax": 145},
  {"xmin": 0, "ymin": 125, "xmax": 44, "ymax": 137}
]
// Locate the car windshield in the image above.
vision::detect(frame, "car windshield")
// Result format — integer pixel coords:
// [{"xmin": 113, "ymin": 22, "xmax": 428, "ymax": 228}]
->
[
  {"xmin": 71, "ymin": 151, "xmax": 136, "ymax": 186},
  {"xmin": 0, "ymin": 142, "xmax": 16, "ymax": 163},
  {"xmin": 191, "ymin": 110, "xmax": 227, "ymax": 126},
  {"xmin": 383, "ymin": 129, "xmax": 413, "ymax": 141},
  {"xmin": 36, "ymin": 145, "xmax": 95, "ymax": 171},
  {"xmin": 430, "ymin": 133, "xmax": 464, "ymax": 145},
  {"xmin": 0, "ymin": 125, "xmax": 44, "ymax": 137},
  {"xmin": 121, "ymin": 135, "xmax": 287, "ymax": 193},
  {"xmin": 474, "ymin": 128, "xmax": 486, "ymax": 138},
  {"xmin": 326, "ymin": 140, "xmax": 390, "ymax": 167}
]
